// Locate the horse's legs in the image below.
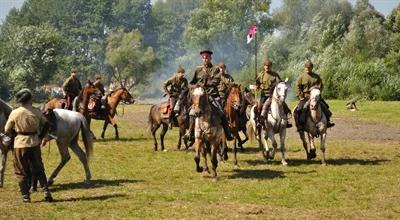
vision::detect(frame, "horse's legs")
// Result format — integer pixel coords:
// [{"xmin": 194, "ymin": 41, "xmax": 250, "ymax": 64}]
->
[
  {"xmin": 267, "ymin": 130, "xmax": 277, "ymax": 161},
  {"xmin": 160, "ymin": 123, "xmax": 168, "ymax": 151},
  {"xmin": 258, "ymin": 128, "xmax": 268, "ymax": 161},
  {"xmin": 238, "ymin": 128, "xmax": 249, "ymax": 150},
  {"xmin": 177, "ymin": 126, "xmax": 184, "ymax": 150},
  {"xmin": 0, "ymin": 149, "xmax": 8, "ymax": 188},
  {"xmin": 113, "ymin": 124, "xmax": 119, "ymax": 140},
  {"xmin": 101, "ymin": 121, "xmax": 109, "ymax": 139},
  {"xmin": 299, "ymin": 131, "xmax": 309, "ymax": 160},
  {"xmin": 48, "ymin": 141, "xmax": 72, "ymax": 185},
  {"xmin": 87, "ymin": 118, "xmax": 97, "ymax": 140},
  {"xmin": 202, "ymin": 143, "xmax": 209, "ymax": 173},
  {"xmin": 320, "ymin": 133, "xmax": 327, "ymax": 165},
  {"xmin": 279, "ymin": 130, "xmax": 288, "ymax": 166},
  {"xmin": 233, "ymin": 133, "xmax": 239, "ymax": 167},
  {"xmin": 194, "ymin": 139, "xmax": 203, "ymax": 173},
  {"xmin": 70, "ymin": 140, "xmax": 92, "ymax": 183},
  {"xmin": 151, "ymin": 123, "xmax": 161, "ymax": 151},
  {"xmin": 308, "ymin": 133, "xmax": 317, "ymax": 159},
  {"xmin": 210, "ymin": 142, "xmax": 218, "ymax": 178}
]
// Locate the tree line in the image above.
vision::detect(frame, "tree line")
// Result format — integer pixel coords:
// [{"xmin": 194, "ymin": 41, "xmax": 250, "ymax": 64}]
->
[{"xmin": 0, "ymin": 0, "xmax": 399, "ymax": 100}]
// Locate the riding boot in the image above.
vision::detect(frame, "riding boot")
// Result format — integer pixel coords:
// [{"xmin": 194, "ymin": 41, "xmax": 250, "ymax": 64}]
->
[
  {"xmin": 260, "ymin": 97, "xmax": 272, "ymax": 119},
  {"xmin": 283, "ymin": 102, "xmax": 293, "ymax": 128},
  {"xmin": 295, "ymin": 109, "xmax": 304, "ymax": 132},
  {"xmin": 220, "ymin": 114, "xmax": 234, "ymax": 141},
  {"xmin": 320, "ymin": 101, "xmax": 335, "ymax": 128},
  {"xmin": 184, "ymin": 116, "xmax": 195, "ymax": 142}
]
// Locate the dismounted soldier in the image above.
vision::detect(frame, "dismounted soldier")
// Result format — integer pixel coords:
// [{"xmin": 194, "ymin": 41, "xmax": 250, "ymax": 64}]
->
[
  {"xmin": 295, "ymin": 60, "xmax": 335, "ymax": 131},
  {"xmin": 184, "ymin": 50, "xmax": 234, "ymax": 142},
  {"xmin": 217, "ymin": 62, "xmax": 235, "ymax": 106},
  {"xmin": 93, "ymin": 75, "xmax": 106, "ymax": 109},
  {"xmin": 4, "ymin": 89, "xmax": 53, "ymax": 203},
  {"xmin": 163, "ymin": 66, "xmax": 189, "ymax": 129},
  {"xmin": 62, "ymin": 68, "xmax": 82, "ymax": 110},
  {"xmin": 256, "ymin": 58, "xmax": 292, "ymax": 128}
]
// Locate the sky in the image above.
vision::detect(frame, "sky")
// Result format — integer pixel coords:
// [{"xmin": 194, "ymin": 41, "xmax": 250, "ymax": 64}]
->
[{"xmin": 0, "ymin": 0, "xmax": 399, "ymax": 24}]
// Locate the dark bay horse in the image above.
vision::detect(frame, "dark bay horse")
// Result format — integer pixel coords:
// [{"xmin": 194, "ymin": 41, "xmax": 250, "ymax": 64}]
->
[
  {"xmin": 191, "ymin": 86, "xmax": 225, "ymax": 178},
  {"xmin": 0, "ymin": 99, "xmax": 12, "ymax": 188},
  {"xmin": 237, "ymin": 87, "xmax": 256, "ymax": 149},
  {"xmin": 148, "ymin": 93, "xmax": 190, "ymax": 151},
  {"xmin": 85, "ymin": 87, "xmax": 135, "ymax": 140}
]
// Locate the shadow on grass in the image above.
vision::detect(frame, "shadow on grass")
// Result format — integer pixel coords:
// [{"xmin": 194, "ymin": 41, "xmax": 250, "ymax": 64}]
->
[
  {"xmin": 51, "ymin": 178, "xmax": 143, "ymax": 192},
  {"xmin": 243, "ymin": 158, "xmax": 389, "ymax": 167},
  {"xmin": 94, "ymin": 136, "xmax": 151, "ymax": 143},
  {"xmin": 227, "ymin": 169, "xmax": 285, "ymax": 179},
  {"xmin": 35, "ymin": 193, "xmax": 128, "ymax": 203}
]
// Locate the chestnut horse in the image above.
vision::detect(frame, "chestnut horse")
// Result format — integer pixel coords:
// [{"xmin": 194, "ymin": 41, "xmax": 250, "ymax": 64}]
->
[
  {"xmin": 86, "ymin": 87, "xmax": 135, "ymax": 140},
  {"xmin": 191, "ymin": 86, "xmax": 225, "ymax": 178}
]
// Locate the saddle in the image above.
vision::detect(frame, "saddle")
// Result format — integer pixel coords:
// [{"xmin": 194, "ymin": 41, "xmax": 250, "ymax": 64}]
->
[{"xmin": 159, "ymin": 98, "xmax": 174, "ymax": 118}]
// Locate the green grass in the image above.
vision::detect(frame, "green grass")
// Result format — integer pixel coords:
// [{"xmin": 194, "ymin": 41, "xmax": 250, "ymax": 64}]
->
[{"xmin": 0, "ymin": 103, "xmax": 399, "ymax": 219}]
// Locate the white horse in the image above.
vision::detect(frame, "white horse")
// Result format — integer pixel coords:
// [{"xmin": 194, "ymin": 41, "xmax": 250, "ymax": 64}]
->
[
  {"xmin": 45, "ymin": 109, "xmax": 93, "ymax": 185},
  {"xmin": 296, "ymin": 86, "xmax": 328, "ymax": 165},
  {"xmin": 260, "ymin": 81, "xmax": 290, "ymax": 165}
]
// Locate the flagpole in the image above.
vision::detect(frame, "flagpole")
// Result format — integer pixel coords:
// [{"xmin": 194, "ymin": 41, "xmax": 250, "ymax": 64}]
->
[{"xmin": 254, "ymin": 31, "xmax": 257, "ymax": 80}]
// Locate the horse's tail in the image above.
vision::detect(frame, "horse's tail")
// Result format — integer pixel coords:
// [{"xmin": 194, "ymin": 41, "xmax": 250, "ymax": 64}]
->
[
  {"xmin": 248, "ymin": 105, "xmax": 257, "ymax": 141},
  {"xmin": 80, "ymin": 117, "xmax": 93, "ymax": 161},
  {"xmin": 148, "ymin": 104, "xmax": 157, "ymax": 132}
]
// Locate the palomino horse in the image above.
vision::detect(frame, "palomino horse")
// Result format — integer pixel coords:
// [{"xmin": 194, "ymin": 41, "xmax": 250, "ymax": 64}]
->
[
  {"xmin": 191, "ymin": 86, "xmax": 225, "ymax": 178},
  {"xmin": 148, "ymin": 93, "xmax": 190, "ymax": 151},
  {"xmin": 224, "ymin": 84, "xmax": 242, "ymax": 167},
  {"xmin": 0, "ymin": 98, "xmax": 12, "ymax": 188},
  {"xmin": 85, "ymin": 87, "xmax": 135, "ymax": 140},
  {"xmin": 295, "ymin": 86, "xmax": 328, "ymax": 165},
  {"xmin": 43, "ymin": 109, "xmax": 93, "ymax": 185}
]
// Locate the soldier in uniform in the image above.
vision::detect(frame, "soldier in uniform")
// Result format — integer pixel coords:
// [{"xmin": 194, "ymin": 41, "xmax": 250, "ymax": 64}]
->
[
  {"xmin": 93, "ymin": 75, "xmax": 106, "ymax": 109},
  {"xmin": 295, "ymin": 60, "xmax": 335, "ymax": 131},
  {"xmin": 4, "ymin": 89, "xmax": 53, "ymax": 203},
  {"xmin": 62, "ymin": 68, "xmax": 82, "ymax": 110},
  {"xmin": 163, "ymin": 66, "xmax": 189, "ymax": 129},
  {"xmin": 217, "ymin": 62, "xmax": 234, "ymax": 106},
  {"xmin": 256, "ymin": 58, "xmax": 292, "ymax": 128},
  {"xmin": 184, "ymin": 50, "xmax": 234, "ymax": 142}
]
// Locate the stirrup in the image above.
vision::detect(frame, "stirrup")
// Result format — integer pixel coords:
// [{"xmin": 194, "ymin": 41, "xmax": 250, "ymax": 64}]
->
[{"xmin": 327, "ymin": 122, "xmax": 335, "ymax": 128}]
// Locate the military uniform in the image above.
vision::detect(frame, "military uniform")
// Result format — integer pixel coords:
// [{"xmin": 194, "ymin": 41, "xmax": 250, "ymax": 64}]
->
[
  {"xmin": 218, "ymin": 71, "xmax": 235, "ymax": 105},
  {"xmin": 295, "ymin": 62, "xmax": 334, "ymax": 130},
  {"xmin": 62, "ymin": 76, "xmax": 82, "ymax": 110},
  {"xmin": 4, "ymin": 89, "xmax": 53, "ymax": 203},
  {"xmin": 163, "ymin": 74, "xmax": 189, "ymax": 123}
]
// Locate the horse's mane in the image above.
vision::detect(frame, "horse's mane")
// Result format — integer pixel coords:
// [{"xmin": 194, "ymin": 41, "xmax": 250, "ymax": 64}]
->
[
  {"xmin": 108, "ymin": 87, "xmax": 124, "ymax": 97},
  {"xmin": 226, "ymin": 84, "xmax": 241, "ymax": 97}
]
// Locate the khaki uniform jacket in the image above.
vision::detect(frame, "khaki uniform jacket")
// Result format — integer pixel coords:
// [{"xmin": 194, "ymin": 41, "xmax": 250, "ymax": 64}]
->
[
  {"xmin": 218, "ymin": 73, "xmax": 235, "ymax": 97},
  {"xmin": 256, "ymin": 70, "xmax": 282, "ymax": 97},
  {"xmin": 163, "ymin": 75, "xmax": 189, "ymax": 97},
  {"xmin": 4, "ymin": 105, "xmax": 47, "ymax": 149},
  {"xmin": 296, "ymin": 71, "xmax": 323, "ymax": 99},
  {"xmin": 94, "ymin": 81, "xmax": 105, "ymax": 95},
  {"xmin": 63, "ymin": 76, "xmax": 82, "ymax": 97},
  {"xmin": 190, "ymin": 63, "xmax": 221, "ymax": 97}
]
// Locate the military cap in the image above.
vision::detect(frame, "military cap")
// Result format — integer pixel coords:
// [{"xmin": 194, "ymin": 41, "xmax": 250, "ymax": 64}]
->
[
  {"xmin": 200, "ymin": 50, "xmax": 213, "ymax": 57},
  {"xmin": 15, "ymin": 88, "xmax": 33, "ymax": 104},
  {"xmin": 177, "ymin": 66, "xmax": 185, "ymax": 73},
  {"xmin": 217, "ymin": 62, "xmax": 226, "ymax": 69},
  {"xmin": 264, "ymin": 58, "xmax": 272, "ymax": 66},
  {"xmin": 304, "ymin": 59, "xmax": 313, "ymax": 68},
  {"xmin": 95, "ymin": 75, "xmax": 102, "ymax": 80}
]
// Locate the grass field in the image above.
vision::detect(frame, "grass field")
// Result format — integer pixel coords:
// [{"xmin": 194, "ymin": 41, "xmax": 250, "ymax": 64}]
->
[{"xmin": 0, "ymin": 101, "xmax": 399, "ymax": 219}]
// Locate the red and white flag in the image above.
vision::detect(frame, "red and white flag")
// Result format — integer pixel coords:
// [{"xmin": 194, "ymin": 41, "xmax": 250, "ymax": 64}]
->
[{"xmin": 247, "ymin": 25, "xmax": 257, "ymax": 44}]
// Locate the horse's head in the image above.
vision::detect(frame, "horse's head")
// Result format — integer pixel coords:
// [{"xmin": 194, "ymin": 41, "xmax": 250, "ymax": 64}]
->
[
  {"xmin": 191, "ymin": 86, "xmax": 207, "ymax": 117},
  {"xmin": 309, "ymin": 87, "xmax": 321, "ymax": 110},
  {"xmin": 227, "ymin": 84, "xmax": 242, "ymax": 110},
  {"xmin": 120, "ymin": 88, "xmax": 135, "ymax": 104},
  {"xmin": 243, "ymin": 87, "xmax": 256, "ymax": 106},
  {"xmin": 273, "ymin": 81, "xmax": 288, "ymax": 104},
  {"xmin": 83, "ymin": 80, "xmax": 102, "ymax": 97}
]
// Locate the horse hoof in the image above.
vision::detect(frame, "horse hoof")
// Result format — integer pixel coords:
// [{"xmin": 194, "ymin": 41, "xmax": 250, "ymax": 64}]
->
[
  {"xmin": 233, "ymin": 164, "xmax": 240, "ymax": 170},
  {"xmin": 47, "ymin": 179, "xmax": 54, "ymax": 186},
  {"xmin": 196, "ymin": 167, "xmax": 203, "ymax": 173},
  {"xmin": 321, "ymin": 162, "xmax": 327, "ymax": 166},
  {"xmin": 163, "ymin": 149, "xmax": 168, "ymax": 152},
  {"xmin": 84, "ymin": 180, "xmax": 92, "ymax": 186},
  {"xmin": 281, "ymin": 161, "xmax": 288, "ymax": 166},
  {"xmin": 30, "ymin": 187, "xmax": 37, "ymax": 193}
]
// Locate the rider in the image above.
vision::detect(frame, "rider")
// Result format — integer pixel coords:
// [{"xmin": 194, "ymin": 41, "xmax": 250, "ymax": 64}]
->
[
  {"xmin": 295, "ymin": 59, "xmax": 335, "ymax": 131},
  {"xmin": 62, "ymin": 68, "xmax": 82, "ymax": 110},
  {"xmin": 93, "ymin": 75, "xmax": 106, "ymax": 110},
  {"xmin": 163, "ymin": 66, "xmax": 189, "ymax": 129},
  {"xmin": 4, "ymin": 89, "xmax": 53, "ymax": 203},
  {"xmin": 256, "ymin": 58, "xmax": 292, "ymax": 128},
  {"xmin": 184, "ymin": 50, "xmax": 234, "ymax": 142},
  {"xmin": 217, "ymin": 62, "xmax": 235, "ymax": 106}
]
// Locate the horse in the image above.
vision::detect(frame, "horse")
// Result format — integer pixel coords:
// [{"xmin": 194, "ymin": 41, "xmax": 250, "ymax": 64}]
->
[
  {"xmin": 259, "ymin": 81, "xmax": 290, "ymax": 165},
  {"xmin": 191, "ymin": 86, "xmax": 225, "ymax": 178},
  {"xmin": 236, "ymin": 88, "xmax": 256, "ymax": 149},
  {"xmin": 0, "ymin": 98, "xmax": 12, "ymax": 188},
  {"xmin": 148, "ymin": 93, "xmax": 190, "ymax": 151},
  {"xmin": 224, "ymin": 84, "xmax": 243, "ymax": 167},
  {"xmin": 295, "ymin": 86, "xmax": 328, "ymax": 165},
  {"xmin": 85, "ymin": 87, "xmax": 135, "ymax": 140},
  {"xmin": 43, "ymin": 108, "xmax": 93, "ymax": 185}
]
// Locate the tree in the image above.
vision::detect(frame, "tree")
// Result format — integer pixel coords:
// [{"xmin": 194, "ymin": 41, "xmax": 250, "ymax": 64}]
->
[{"xmin": 105, "ymin": 29, "xmax": 160, "ymax": 89}]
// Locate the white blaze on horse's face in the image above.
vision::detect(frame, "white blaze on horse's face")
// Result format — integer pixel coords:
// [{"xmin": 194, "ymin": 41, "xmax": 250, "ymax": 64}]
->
[
  {"xmin": 310, "ymin": 88, "xmax": 321, "ymax": 110},
  {"xmin": 275, "ymin": 82, "xmax": 288, "ymax": 104},
  {"xmin": 192, "ymin": 87, "xmax": 205, "ymax": 116}
]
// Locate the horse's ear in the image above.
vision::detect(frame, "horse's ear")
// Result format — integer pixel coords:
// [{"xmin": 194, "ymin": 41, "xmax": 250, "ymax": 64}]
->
[
  {"xmin": 284, "ymin": 78, "xmax": 288, "ymax": 83},
  {"xmin": 87, "ymin": 80, "xmax": 93, "ymax": 85}
]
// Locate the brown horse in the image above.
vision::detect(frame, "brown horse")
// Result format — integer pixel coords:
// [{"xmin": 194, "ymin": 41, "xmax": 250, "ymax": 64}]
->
[
  {"xmin": 86, "ymin": 87, "xmax": 135, "ymax": 140},
  {"xmin": 237, "ymin": 87, "xmax": 256, "ymax": 148},
  {"xmin": 148, "ymin": 93, "xmax": 190, "ymax": 151},
  {"xmin": 224, "ymin": 84, "xmax": 243, "ymax": 167},
  {"xmin": 191, "ymin": 86, "xmax": 225, "ymax": 178}
]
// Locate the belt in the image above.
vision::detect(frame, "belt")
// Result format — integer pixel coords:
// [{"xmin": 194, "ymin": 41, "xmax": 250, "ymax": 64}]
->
[{"xmin": 17, "ymin": 131, "xmax": 37, "ymax": 136}]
